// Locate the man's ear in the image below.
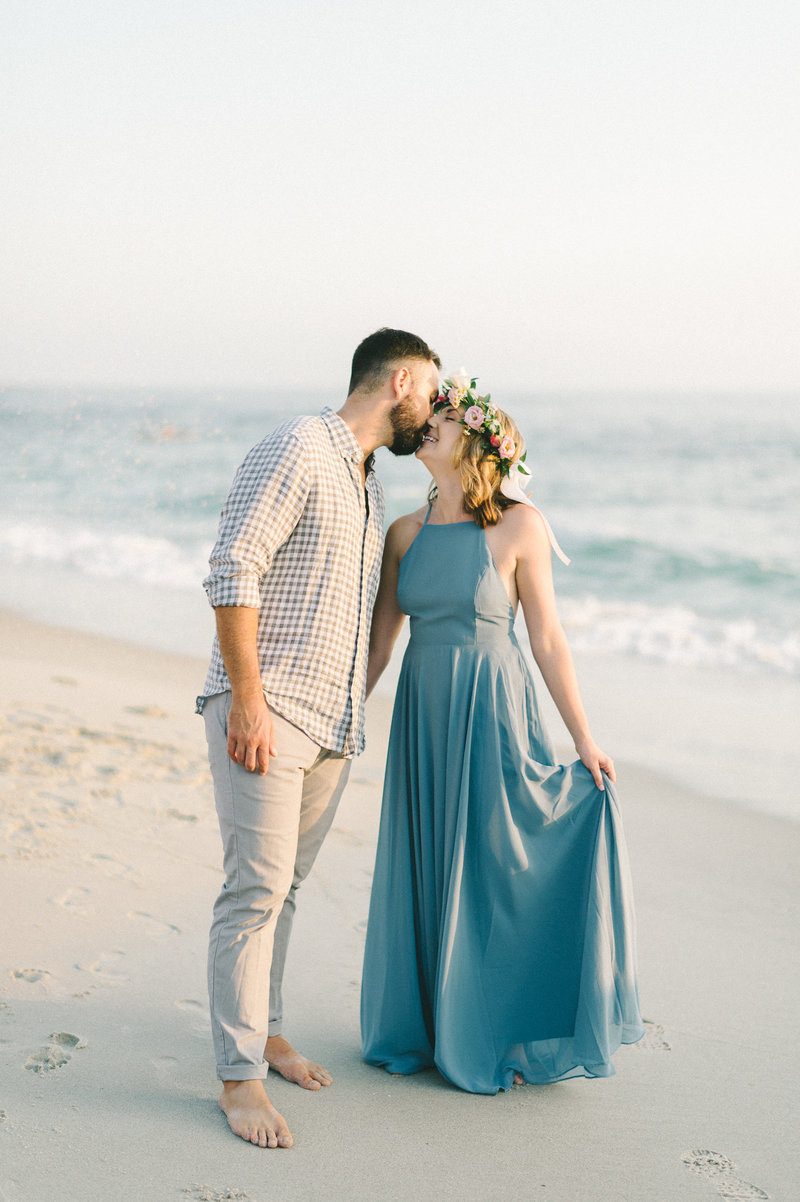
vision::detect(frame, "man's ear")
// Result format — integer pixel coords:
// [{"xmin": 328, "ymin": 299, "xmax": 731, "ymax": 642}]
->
[{"xmin": 390, "ymin": 366, "xmax": 410, "ymax": 398}]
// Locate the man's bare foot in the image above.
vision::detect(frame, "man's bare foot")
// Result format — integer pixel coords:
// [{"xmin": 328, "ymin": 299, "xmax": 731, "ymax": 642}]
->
[
  {"xmin": 513, "ymin": 1072, "xmax": 526, "ymax": 1085},
  {"xmin": 219, "ymin": 1079, "xmax": 293, "ymax": 1148},
  {"xmin": 265, "ymin": 1034, "xmax": 332, "ymax": 1090}
]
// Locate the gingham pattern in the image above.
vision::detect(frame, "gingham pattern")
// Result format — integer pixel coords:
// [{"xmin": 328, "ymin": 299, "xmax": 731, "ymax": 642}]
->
[{"xmin": 199, "ymin": 408, "xmax": 385, "ymax": 756}]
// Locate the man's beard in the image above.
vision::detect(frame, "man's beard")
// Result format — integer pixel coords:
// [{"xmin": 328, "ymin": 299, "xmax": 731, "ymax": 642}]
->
[{"xmin": 388, "ymin": 398, "xmax": 426, "ymax": 456}]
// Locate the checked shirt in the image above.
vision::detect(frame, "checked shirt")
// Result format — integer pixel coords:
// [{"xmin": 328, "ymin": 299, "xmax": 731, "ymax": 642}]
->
[{"xmin": 199, "ymin": 407, "xmax": 385, "ymax": 756}]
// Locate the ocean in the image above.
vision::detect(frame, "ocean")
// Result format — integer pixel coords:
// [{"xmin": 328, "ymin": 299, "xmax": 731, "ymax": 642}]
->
[{"xmin": 2, "ymin": 385, "xmax": 798, "ymax": 816}]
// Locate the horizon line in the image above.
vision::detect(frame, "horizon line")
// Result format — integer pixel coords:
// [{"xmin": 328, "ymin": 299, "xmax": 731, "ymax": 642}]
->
[{"xmin": 3, "ymin": 380, "xmax": 799, "ymax": 398}]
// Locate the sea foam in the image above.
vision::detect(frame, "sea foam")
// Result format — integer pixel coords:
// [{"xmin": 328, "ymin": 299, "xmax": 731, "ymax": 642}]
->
[
  {"xmin": 558, "ymin": 595, "xmax": 800, "ymax": 676},
  {"xmin": 0, "ymin": 520, "xmax": 208, "ymax": 593},
  {"xmin": 3, "ymin": 518, "xmax": 797, "ymax": 676}
]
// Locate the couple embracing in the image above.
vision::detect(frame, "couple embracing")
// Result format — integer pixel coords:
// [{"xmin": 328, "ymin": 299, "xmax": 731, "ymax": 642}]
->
[{"xmin": 197, "ymin": 327, "xmax": 644, "ymax": 1149}]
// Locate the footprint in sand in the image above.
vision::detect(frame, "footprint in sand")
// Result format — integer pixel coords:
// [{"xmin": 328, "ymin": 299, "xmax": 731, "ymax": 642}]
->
[
  {"xmin": 84, "ymin": 852, "xmax": 137, "ymax": 881},
  {"xmin": 175, "ymin": 999, "xmax": 209, "ymax": 1033},
  {"xmin": 183, "ymin": 1188, "xmax": 250, "ymax": 1201},
  {"xmin": 11, "ymin": 968, "xmax": 51, "ymax": 984},
  {"xmin": 79, "ymin": 950, "xmax": 129, "ymax": 984},
  {"xmin": 24, "ymin": 1032, "xmax": 87, "ymax": 1075},
  {"xmin": 51, "ymin": 886, "xmax": 91, "ymax": 914},
  {"xmin": 634, "ymin": 1019, "xmax": 671, "ymax": 1051},
  {"xmin": 127, "ymin": 911, "xmax": 181, "ymax": 939},
  {"xmin": 124, "ymin": 705, "xmax": 169, "ymax": 718},
  {"xmin": 682, "ymin": 1150, "xmax": 770, "ymax": 1199}
]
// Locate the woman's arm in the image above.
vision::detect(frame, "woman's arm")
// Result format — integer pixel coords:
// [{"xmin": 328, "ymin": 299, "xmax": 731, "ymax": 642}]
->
[
  {"xmin": 365, "ymin": 514, "xmax": 420, "ymax": 697},
  {"xmin": 512, "ymin": 508, "xmax": 615, "ymax": 789}
]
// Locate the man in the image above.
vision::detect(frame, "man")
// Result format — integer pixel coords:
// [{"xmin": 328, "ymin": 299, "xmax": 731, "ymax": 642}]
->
[{"xmin": 197, "ymin": 328, "xmax": 441, "ymax": 1148}]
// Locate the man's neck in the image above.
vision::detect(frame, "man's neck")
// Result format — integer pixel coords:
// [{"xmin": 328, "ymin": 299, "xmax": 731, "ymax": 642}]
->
[{"xmin": 336, "ymin": 393, "xmax": 391, "ymax": 459}]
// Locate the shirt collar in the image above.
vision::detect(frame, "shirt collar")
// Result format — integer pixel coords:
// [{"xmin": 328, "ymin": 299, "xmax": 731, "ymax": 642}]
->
[{"xmin": 321, "ymin": 407, "xmax": 374, "ymax": 471}]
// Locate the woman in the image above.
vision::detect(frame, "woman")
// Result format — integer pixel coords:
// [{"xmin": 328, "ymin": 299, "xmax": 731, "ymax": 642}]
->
[{"xmin": 361, "ymin": 374, "xmax": 644, "ymax": 1095}]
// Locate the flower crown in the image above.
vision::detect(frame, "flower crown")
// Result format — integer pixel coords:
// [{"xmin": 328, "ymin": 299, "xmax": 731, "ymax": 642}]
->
[{"xmin": 435, "ymin": 372, "xmax": 528, "ymax": 479}]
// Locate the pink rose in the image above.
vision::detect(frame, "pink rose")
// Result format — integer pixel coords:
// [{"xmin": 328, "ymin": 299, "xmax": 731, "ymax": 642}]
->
[
  {"xmin": 499, "ymin": 435, "xmax": 515, "ymax": 459},
  {"xmin": 464, "ymin": 405, "xmax": 485, "ymax": 430}
]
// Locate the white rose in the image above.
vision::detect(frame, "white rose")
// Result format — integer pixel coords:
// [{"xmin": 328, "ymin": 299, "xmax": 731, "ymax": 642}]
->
[{"xmin": 448, "ymin": 367, "xmax": 472, "ymax": 392}]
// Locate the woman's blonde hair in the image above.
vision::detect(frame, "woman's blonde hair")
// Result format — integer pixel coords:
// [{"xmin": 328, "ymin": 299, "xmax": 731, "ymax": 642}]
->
[{"xmin": 428, "ymin": 404, "xmax": 526, "ymax": 528}]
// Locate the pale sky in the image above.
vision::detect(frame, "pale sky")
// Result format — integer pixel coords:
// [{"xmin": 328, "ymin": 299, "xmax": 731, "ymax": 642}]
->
[{"xmin": 2, "ymin": 0, "xmax": 798, "ymax": 391}]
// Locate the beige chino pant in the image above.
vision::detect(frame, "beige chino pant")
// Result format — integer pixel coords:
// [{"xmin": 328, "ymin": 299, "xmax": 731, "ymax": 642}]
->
[{"xmin": 204, "ymin": 692, "xmax": 351, "ymax": 1081}]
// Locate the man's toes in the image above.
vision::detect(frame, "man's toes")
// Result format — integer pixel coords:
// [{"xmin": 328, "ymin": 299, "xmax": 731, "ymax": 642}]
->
[
  {"xmin": 274, "ymin": 1117, "xmax": 293, "ymax": 1148},
  {"xmin": 299, "ymin": 1062, "xmax": 330, "ymax": 1088}
]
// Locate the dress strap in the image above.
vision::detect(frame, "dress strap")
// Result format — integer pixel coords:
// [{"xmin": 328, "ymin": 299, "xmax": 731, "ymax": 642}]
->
[
  {"xmin": 422, "ymin": 503, "xmax": 432, "ymax": 526},
  {"xmin": 531, "ymin": 506, "xmax": 570, "ymax": 566},
  {"xmin": 499, "ymin": 465, "xmax": 570, "ymax": 564}
]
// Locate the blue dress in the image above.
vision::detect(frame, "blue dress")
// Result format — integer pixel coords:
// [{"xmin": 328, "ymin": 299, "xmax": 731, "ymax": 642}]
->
[{"xmin": 360, "ymin": 516, "xmax": 644, "ymax": 1095}]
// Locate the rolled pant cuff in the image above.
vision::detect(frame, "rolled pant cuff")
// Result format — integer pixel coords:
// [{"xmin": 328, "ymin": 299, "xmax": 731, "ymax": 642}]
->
[
  {"xmin": 216, "ymin": 1063, "xmax": 269, "ymax": 1082},
  {"xmin": 268, "ymin": 1019, "xmax": 282, "ymax": 1036}
]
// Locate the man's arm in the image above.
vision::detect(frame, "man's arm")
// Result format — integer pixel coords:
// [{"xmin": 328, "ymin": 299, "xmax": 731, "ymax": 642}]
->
[
  {"xmin": 216, "ymin": 606, "xmax": 277, "ymax": 775},
  {"xmin": 204, "ymin": 431, "xmax": 308, "ymax": 609},
  {"xmin": 204, "ymin": 429, "xmax": 311, "ymax": 774}
]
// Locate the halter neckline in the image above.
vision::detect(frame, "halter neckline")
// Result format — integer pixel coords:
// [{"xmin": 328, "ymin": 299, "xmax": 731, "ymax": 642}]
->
[
  {"xmin": 423, "ymin": 503, "xmax": 475, "ymax": 528},
  {"xmin": 421, "ymin": 500, "xmax": 570, "ymax": 563}
]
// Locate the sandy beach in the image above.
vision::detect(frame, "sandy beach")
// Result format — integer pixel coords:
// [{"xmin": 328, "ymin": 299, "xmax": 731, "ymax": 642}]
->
[{"xmin": 1, "ymin": 606, "xmax": 797, "ymax": 1202}]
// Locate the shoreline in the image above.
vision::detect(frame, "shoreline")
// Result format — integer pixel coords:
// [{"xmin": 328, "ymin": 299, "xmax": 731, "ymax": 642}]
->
[
  {"xmin": 1, "ymin": 592, "xmax": 797, "ymax": 822},
  {"xmin": 1, "ymin": 605, "xmax": 798, "ymax": 1200}
]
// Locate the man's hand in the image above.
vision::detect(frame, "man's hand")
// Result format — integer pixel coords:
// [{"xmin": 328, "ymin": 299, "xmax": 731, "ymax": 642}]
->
[
  {"xmin": 227, "ymin": 692, "xmax": 277, "ymax": 774},
  {"xmin": 214, "ymin": 607, "xmax": 277, "ymax": 774}
]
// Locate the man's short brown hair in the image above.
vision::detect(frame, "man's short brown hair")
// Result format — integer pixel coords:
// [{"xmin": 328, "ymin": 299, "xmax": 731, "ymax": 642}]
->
[{"xmin": 348, "ymin": 327, "xmax": 441, "ymax": 395}]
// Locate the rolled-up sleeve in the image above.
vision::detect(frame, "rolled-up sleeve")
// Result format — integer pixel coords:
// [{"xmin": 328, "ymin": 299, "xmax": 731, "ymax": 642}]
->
[{"xmin": 203, "ymin": 430, "xmax": 310, "ymax": 608}]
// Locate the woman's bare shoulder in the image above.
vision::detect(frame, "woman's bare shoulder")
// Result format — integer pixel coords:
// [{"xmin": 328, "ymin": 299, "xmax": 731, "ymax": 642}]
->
[
  {"xmin": 386, "ymin": 506, "xmax": 428, "ymax": 557},
  {"xmin": 497, "ymin": 501, "xmax": 550, "ymax": 549}
]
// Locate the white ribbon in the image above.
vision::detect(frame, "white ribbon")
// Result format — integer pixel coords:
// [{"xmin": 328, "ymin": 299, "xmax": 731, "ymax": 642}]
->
[{"xmin": 499, "ymin": 462, "xmax": 571, "ymax": 565}]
